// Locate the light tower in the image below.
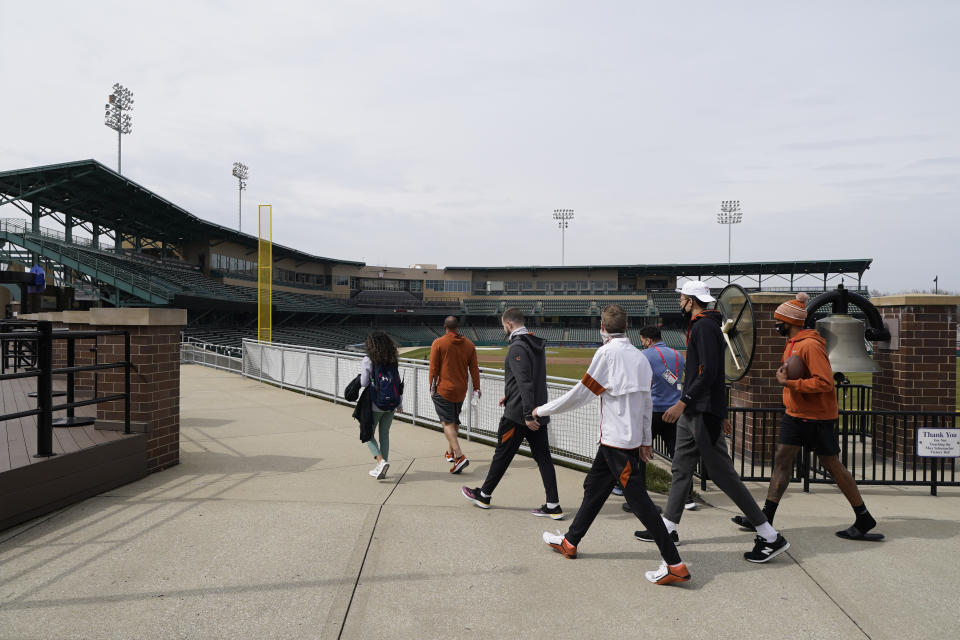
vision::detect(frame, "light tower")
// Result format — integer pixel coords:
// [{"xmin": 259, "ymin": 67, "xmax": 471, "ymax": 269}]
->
[
  {"xmin": 103, "ymin": 83, "xmax": 134, "ymax": 174},
  {"xmin": 553, "ymin": 209, "xmax": 574, "ymax": 265},
  {"xmin": 232, "ymin": 162, "xmax": 249, "ymax": 231},
  {"xmin": 717, "ymin": 200, "xmax": 743, "ymax": 283}
]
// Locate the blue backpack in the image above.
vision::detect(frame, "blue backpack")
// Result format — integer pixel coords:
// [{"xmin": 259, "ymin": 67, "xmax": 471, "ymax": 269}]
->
[{"xmin": 371, "ymin": 363, "xmax": 403, "ymax": 410}]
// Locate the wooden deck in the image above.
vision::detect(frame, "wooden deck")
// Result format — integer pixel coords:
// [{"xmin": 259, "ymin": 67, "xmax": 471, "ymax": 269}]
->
[{"xmin": 1, "ymin": 375, "xmax": 147, "ymax": 530}]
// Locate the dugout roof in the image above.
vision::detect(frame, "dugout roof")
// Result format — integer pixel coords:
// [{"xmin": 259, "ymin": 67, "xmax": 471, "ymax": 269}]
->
[{"xmin": 0, "ymin": 159, "xmax": 363, "ymax": 266}]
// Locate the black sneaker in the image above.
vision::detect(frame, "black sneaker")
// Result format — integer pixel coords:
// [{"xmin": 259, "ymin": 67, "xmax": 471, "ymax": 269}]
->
[
  {"xmin": 635, "ymin": 529, "xmax": 679, "ymax": 544},
  {"xmin": 531, "ymin": 504, "xmax": 565, "ymax": 520},
  {"xmin": 461, "ymin": 486, "xmax": 490, "ymax": 509},
  {"xmin": 744, "ymin": 534, "xmax": 790, "ymax": 563}
]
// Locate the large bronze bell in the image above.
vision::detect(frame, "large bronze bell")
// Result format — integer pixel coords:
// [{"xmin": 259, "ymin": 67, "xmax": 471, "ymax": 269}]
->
[{"xmin": 815, "ymin": 314, "xmax": 880, "ymax": 373}]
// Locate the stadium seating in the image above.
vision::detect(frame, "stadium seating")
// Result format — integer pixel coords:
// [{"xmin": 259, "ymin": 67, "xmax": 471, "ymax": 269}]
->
[{"xmin": 540, "ymin": 299, "xmax": 592, "ymax": 316}]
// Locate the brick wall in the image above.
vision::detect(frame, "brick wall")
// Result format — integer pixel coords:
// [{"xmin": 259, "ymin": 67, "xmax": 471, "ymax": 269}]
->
[
  {"xmin": 872, "ymin": 299, "xmax": 958, "ymax": 462},
  {"xmin": 728, "ymin": 294, "xmax": 792, "ymax": 456},
  {"xmin": 95, "ymin": 324, "xmax": 182, "ymax": 473}
]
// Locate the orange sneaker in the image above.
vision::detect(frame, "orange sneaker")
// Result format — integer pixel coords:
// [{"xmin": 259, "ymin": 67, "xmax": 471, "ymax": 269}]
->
[
  {"xmin": 542, "ymin": 531, "xmax": 577, "ymax": 559},
  {"xmin": 450, "ymin": 455, "xmax": 469, "ymax": 474},
  {"xmin": 645, "ymin": 561, "xmax": 691, "ymax": 585},
  {"xmin": 444, "ymin": 450, "xmax": 455, "ymax": 463}
]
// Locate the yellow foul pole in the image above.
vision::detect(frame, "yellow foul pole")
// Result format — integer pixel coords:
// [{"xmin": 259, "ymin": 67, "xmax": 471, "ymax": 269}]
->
[{"xmin": 257, "ymin": 205, "xmax": 272, "ymax": 342}]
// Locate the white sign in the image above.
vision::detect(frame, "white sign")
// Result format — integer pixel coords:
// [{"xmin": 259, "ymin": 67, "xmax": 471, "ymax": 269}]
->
[{"xmin": 917, "ymin": 428, "xmax": 960, "ymax": 458}]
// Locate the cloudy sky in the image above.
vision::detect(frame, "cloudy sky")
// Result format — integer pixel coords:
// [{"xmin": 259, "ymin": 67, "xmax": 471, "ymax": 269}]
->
[{"xmin": 1, "ymin": 1, "xmax": 957, "ymax": 292}]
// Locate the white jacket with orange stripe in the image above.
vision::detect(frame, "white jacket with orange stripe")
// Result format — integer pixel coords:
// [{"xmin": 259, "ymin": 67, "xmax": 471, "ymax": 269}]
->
[{"xmin": 535, "ymin": 337, "xmax": 653, "ymax": 449}]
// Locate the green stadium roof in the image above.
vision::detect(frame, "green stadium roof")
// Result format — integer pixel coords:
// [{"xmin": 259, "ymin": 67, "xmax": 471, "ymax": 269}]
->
[
  {"xmin": 0, "ymin": 159, "xmax": 363, "ymax": 266},
  {"xmin": 447, "ymin": 259, "xmax": 872, "ymax": 278}
]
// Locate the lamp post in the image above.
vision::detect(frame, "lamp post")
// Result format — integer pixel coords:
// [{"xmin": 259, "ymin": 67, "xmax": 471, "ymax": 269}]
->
[
  {"xmin": 103, "ymin": 83, "xmax": 134, "ymax": 174},
  {"xmin": 553, "ymin": 209, "xmax": 574, "ymax": 266},
  {"xmin": 232, "ymin": 162, "xmax": 248, "ymax": 231},
  {"xmin": 717, "ymin": 200, "xmax": 743, "ymax": 283}
]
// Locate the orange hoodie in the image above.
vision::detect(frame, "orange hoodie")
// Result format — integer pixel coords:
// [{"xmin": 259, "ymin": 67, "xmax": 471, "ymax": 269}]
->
[
  {"xmin": 429, "ymin": 331, "xmax": 481, "ymax": 403},
  {"xmin": 781, "ymin": 329, "xmax": 838, "ymax": 420}
]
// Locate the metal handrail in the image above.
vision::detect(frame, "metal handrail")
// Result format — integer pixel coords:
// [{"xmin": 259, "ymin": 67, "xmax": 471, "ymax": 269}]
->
[{"xmin": 0, "ymin": 321, "xmax": 132, "ymax": 457}]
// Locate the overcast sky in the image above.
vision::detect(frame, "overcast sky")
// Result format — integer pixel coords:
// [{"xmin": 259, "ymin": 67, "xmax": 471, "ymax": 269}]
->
[{"xmin": 1, "ymin": 1, "xmax": 958, "ymax": 292}]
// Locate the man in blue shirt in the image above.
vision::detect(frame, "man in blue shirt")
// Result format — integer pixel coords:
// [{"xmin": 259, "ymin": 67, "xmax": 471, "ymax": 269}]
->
[{"xmin": 620, "ymin": 326, "xmax": 696, "ymax": 512}]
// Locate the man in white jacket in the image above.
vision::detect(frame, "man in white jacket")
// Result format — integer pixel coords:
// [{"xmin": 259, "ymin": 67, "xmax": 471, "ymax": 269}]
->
[{"xmin": 534, "ymin": 305, "xmax": 690, "ymax": 586}]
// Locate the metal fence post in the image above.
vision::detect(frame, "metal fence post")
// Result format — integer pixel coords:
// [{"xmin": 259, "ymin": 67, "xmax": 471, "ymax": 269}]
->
[
  {"xmin": 34, "ymin": 321, "xmax": 55, "ymax": 457},
  {"xmin": 280, "ymin": 347, "xmax": 285, "ymax": 390},
  {"xmin": 411, "ymin": 365, "xmax": 418, "ymax": 426},
  {"xmin": 333, "ymin": 355, "xmax": 339, "ymax": 405},
  {"xmin": 304, "ymin": 350, "xmax": 310, "ymax": 395}
]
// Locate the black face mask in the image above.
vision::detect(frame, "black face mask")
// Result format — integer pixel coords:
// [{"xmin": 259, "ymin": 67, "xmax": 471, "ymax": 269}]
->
[{"xmin": 775, "ymin": 322, "xmax": 790, "ymax": 337}]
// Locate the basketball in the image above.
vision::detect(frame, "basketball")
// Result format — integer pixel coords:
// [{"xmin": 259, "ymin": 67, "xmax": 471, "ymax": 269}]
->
[{"xmin": 782, "ymin": 355, "xmax": 808, "ymax": 380}]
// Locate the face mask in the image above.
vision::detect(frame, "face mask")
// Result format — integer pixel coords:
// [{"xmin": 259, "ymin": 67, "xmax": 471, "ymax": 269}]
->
[
  {"xmin": 600, "ymin": 329, "xmax": 613, "ymax": 344},
  {"xmin": 681, "ymin": 298, "xmax": 693, "ymax": 320},
  {"xmin": 775, "ymin": 322, "xmax": 790, "ymax": 337}
]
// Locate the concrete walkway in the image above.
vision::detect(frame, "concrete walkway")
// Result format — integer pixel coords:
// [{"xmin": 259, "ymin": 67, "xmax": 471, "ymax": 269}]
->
[{"xmin": 1, "ymin": 365, "xmax": 958, "ymax": 639}]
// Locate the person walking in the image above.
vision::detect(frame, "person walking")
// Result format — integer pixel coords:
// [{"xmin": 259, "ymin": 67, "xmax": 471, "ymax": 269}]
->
[
  {"xmin": 429, "ymin": 316, "xmax": 481, "ymax": 473},
  {"xmin": 535, "ymin": 305, "xmax": 690, "ymax": 585},
  {"xmin": 461, "ymin": 308, "xmax": 563, "ymax": 519},
  {"xmin": 635, "ymin": 281, "xmax": 790, "ymax": 564},
  {"xmin": 730, "ymin": 293, "xmax": 883, "ymax": 541},
  {"xmin": 360, "ymin": 331, "xmax": 403, "ymax": 480},
  {"xmin": 620, "ymin": 325, "xmax": 696, "ymax": 512}
]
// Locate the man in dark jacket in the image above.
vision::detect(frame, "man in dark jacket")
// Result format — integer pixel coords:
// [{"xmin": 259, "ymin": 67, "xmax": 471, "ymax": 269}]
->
[
  {"xmin": 635, "ymin": 281, "xmax": 790, "ymax": 564},
  {"xmin": 461, "ymin": 308, "xmax": 563, "ymax": 519}
]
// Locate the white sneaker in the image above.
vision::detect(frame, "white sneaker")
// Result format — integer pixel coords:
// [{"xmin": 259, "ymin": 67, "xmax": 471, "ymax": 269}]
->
[
  {"xmin": 369, "ymin": 460, "xmax": 385, "ymax": 478},
  {"xmin": 542, "ymin": 530, "xmax": 564, "ymax": 545},
  {"xmin": 684, "ymin": 500, "xmax": 697, "ymax": 511},
  {"xmin": 645, "ymin": 561, "xmax": 691, "ymax": 585},
  {"xmin": 377, "ymin": 461, "xmax": 390, "ymax": 479}
]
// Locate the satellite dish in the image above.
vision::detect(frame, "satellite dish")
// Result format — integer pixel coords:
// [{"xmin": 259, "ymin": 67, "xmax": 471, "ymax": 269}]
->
[{"xmin": 716, "ymin": 284, "xmax": 756, "ymax": 382}]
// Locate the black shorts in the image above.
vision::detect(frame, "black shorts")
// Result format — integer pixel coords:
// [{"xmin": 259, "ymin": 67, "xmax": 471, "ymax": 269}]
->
[
  {"xmin": 777, "ymin": 414, "xmax": 841, "ymax": 456},
  {"xmin": 432, "ymin": 392, "xmax": 463, "ymax": 425}
]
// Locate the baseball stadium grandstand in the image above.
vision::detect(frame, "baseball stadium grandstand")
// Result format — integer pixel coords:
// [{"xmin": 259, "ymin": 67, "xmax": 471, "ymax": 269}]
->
[{"xmin": 0, "ymin": 160, "xmax": 874, "ymax": 353}]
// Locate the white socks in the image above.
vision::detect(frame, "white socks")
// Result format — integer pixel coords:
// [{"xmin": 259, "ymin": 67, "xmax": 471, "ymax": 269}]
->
[
  {"xmin": 756, "ymin": 522, "xmax": 778, "ymax": 543},
  {"xmin": 481, "ymin": 491, "xmax": 491, "ymax": 498},
  {"xmin": 662, "ymin": 517, "xmax": 678, "ymax": 533},
  {"xmin": 546, "ymin": 502, "xmax": 559, "ymax": 509}
]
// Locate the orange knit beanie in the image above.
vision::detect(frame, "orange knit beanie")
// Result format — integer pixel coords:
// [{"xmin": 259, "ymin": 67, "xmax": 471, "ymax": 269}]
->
[{"xmin": 774, "ymin": 292, "xmax": 810, "ymax": 326}]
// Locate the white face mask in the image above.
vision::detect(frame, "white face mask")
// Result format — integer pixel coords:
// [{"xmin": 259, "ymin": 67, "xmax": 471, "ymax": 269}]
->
[{"xmin": 600, "ymin": 329, "xmax": 612, "ymax": 344}]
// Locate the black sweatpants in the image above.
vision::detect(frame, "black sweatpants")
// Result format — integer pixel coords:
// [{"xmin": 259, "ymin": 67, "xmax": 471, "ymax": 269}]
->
[
  {"xmin": 565, "ymin": 444, "xmax": 682, "ymax": 566},
  {"xmin": 480, "ymin": 416, "xmax": 559, "ymax": 504}
]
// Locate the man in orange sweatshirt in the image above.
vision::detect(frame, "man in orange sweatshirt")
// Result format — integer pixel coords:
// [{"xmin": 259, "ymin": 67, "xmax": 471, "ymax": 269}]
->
[
  {"xmin": 429, "ymin": 316, "xmax": 481, "ymax": 473},
  {"xmin": 732, "ymin": 293, "xmax": 883, "ymax": 541}
]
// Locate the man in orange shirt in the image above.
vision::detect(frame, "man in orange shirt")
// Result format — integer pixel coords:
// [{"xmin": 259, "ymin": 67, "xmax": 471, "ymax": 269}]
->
[
  {"xmin": 732, "ymin": 293, "xmax": 883, "ymax": 541},
  {"xmin": 429, "ymin": 316, "xmax": 481, "ymax": 473}
]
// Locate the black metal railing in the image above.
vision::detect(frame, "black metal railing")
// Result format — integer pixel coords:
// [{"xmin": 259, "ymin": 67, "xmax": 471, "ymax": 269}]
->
[
  {"xmin": 697, "ymin": 406, "xmax": 958, "ymax": 496},
  {"xmin": 0, "ymin": 320, "xmax": 131, "ymax": 458},
  {"xmin": 0, "ymin": 319, "xmax": 38, "ymax": 373}
]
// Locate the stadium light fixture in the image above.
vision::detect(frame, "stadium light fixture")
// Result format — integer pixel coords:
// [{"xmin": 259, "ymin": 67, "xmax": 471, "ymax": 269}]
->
[
  {"xmin": 553, "ymin": 209, "xmax": 574, "ymax": 266},
  {"xmin": 717, "ymin": 200, "xmax": 743, "ymax": 283},
  {"xmin": 104, "ymin": 83, "xmax": 134, "ymax": 174},
  {"xmin": 232, "ymin": 162, "xmax": 249, "ymax": 231}
]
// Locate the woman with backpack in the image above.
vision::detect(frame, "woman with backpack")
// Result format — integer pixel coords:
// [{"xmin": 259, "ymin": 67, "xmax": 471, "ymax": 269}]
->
[{"xmin": 361, "ymin": 331, "xmax": 403, "ymax": 479}]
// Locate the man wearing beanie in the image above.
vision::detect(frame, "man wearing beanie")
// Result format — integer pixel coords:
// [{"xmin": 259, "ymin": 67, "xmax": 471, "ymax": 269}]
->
[
  {"xmin": 732, "ymin": 293, "xmax": 883, "ymax": 541},
  {"xmin": 636, "ymin": 281, "xmax": 790, "ymax": 564}
]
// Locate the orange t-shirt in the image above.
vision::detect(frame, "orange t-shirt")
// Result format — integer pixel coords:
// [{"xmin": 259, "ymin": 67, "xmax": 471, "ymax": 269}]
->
[{"xmin": 429, "ymin": 331, "xmax": 480, "ymax": 402}]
